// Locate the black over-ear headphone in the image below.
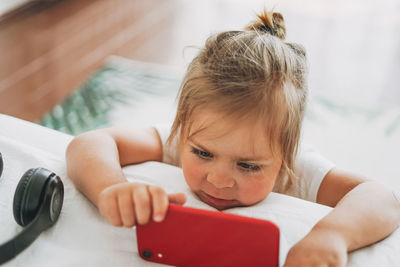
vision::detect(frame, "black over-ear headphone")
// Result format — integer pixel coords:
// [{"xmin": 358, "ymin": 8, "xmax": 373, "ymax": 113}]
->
[{"xmin": 0, "ymin": 152, "xmax": 64, "ymax": 264}]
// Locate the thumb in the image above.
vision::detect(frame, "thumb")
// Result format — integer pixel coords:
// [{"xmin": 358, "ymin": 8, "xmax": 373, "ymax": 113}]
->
[{"xmin": 168, "ymin": 193, "xmax": 187, "ymax": 205}]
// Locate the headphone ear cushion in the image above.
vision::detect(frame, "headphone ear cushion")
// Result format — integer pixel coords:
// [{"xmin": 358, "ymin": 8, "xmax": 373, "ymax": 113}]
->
[
  {"xmin": 13, "ymin": 169, "xmax": 34, "ymax": 226},
  {"xmin": 0, "ymin": 152, "xmax": 3, "ymax": 178},
  {"xmin": 13, "ymin": 168, "xmax": 49, "ymax": 226}
]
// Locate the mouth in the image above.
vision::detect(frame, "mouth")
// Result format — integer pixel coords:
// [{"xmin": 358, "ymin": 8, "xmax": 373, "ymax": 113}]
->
[{"xmin": 197, "ymin": 191, "xmax": 239, "ymax": 210}]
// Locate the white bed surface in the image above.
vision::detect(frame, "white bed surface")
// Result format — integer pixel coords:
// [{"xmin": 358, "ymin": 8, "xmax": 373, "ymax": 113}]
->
[{"xmin": 0, "ymin": 113, "xmax": 399, "ymax": 267}]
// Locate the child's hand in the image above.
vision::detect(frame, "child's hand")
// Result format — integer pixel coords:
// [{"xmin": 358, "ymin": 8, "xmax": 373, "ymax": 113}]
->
[
  {"xmin": 97, "ymin": 182, "xmax": 186, "ymax": 227},
  {"xmin": 283, "ymin": 227, "xmax": 348, "ymax": 267}
]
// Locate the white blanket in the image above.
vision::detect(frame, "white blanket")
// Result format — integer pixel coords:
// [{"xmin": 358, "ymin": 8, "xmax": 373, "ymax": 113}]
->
[{"xmin": 0, "ymin": 114, "xmax": 399, "ymax": 267}]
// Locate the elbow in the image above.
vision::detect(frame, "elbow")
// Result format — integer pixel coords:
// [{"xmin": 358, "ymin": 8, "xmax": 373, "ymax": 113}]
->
[
  {"xmin": 371, "ymin": 181, "xmax": 400, "ymax": 228},
  {"xmin": 66, "ymin": 130, "xmax": 107, "ymax": 157},
  {"xmin": 65, "ymin": 133, "xmax": 87, "ymax": 183},
  {"xmin": 66, "ymin": 132, "xmax": 90, "ymax": 162},
  {"xmin": 392, "ymin": 190, "xmax": 400, "ymax": 227},
  {"xmin": 65, "ymin": 130, "xmax": 104, "ymax": 181}
]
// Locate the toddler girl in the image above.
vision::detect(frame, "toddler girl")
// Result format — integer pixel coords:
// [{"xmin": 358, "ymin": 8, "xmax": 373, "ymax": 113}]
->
[{"xmin": 66, "ymin": 10, "xmax": 400, "ymax": 267}]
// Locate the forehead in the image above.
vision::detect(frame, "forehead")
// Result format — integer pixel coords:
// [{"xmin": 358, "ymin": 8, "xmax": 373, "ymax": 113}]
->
[{"xmin": 186, "ymin": 109, "xmax": 276, "ymax": 159}]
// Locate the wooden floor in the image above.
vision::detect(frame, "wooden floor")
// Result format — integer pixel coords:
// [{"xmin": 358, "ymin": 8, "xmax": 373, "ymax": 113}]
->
[
  {"xmin": 0, "ymin": 0, "xmax": 399, "ymax": 122},
  {"xmin": 0, "ymin": 0, "xmax": 184, "ymax": 121}
]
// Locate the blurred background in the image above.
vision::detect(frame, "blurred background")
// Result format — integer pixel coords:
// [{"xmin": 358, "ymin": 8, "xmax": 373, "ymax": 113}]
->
[
  {"xmin": 1, "ymin": 0, "xmax": 399, "ymax": 121},
  {"xmin": 0, "ymin": 0, "xmax": 399, "ymax": 187}
]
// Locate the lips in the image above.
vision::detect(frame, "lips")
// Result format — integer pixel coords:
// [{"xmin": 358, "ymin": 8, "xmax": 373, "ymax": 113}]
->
[{"xmin": 198, "ymin": 191, "xmax": 238, "ymax": 210}]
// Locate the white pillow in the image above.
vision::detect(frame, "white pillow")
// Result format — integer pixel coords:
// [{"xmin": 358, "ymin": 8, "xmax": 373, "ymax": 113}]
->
[
  {"xmin": 123, "ymin": 161, "xmax": 400, "ymax": 267},
  {"xmin": 124, "ymin": 161, "xmax": 333, "ymax": 264}
]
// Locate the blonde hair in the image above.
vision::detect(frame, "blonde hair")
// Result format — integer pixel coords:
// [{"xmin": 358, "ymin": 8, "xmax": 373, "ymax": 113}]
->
[{"xmin": 168, "ymin": 10, "xmax": 308, "ymax": 192}]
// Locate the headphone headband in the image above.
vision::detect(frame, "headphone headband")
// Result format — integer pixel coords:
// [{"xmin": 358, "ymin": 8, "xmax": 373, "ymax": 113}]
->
[{"xmin": 0, "ymin": 206, "xmax": 46, "ymax": 263}]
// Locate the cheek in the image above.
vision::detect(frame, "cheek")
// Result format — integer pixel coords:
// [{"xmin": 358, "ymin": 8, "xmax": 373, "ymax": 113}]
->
[
  {"xmin": 237, "ymin": 177, "xmax": 275, "ymax": 205},
  {"xmin": 181, "ymin": 154, "xmax": 205, "ymax": 191},
  {"xmin": 237, "ymin": 161, "xmax": 281, "ymax": 205},
  {"xmin": 239, "ymin": 181, "xmax": 274, "ymax": 205}
]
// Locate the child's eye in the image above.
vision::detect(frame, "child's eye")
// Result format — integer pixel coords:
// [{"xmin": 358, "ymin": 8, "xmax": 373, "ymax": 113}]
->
[
  {"xmin": 191, "ymin": 147, "xmax": 213, "ymax": 159},
  {"xmin": 237, "ymin": 162, "xmax": 261, "ymax": 172}
]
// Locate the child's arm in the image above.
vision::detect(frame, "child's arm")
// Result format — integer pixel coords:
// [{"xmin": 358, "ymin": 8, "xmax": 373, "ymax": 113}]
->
[
  {"xmin": 66, "ymin": 127, "xmax": 186, "ymax": 227},
  {"xmin": 284, "ymin": 169, "xmax": 400, "ymax": 267}
]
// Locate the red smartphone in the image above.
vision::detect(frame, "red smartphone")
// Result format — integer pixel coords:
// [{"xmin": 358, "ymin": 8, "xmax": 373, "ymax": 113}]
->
[{"xmin": 136, "ymin": 204, "xmax": 279, "ymax": 267}]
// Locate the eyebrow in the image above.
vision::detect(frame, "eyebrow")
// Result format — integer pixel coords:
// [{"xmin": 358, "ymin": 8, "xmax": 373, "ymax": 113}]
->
[{"xmin": 188, "ymin": 139, "xmax": 272, "ymax": 163}]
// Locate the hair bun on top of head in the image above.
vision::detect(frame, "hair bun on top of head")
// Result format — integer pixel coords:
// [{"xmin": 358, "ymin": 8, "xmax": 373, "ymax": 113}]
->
[{"xmin": 245, "ymin": 10, "xmax": 286, "ymax": 40}]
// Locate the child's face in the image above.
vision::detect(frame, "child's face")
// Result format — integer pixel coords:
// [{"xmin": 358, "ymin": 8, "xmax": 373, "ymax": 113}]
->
[{"xmin": 180, "ymin": 109, "xmax": 282, "ymax": 210}]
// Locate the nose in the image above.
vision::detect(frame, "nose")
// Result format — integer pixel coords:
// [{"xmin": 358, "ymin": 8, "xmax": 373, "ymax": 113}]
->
[{"xmin": 206, "ymin": 170, "xmax": 235, "ymax": 189}]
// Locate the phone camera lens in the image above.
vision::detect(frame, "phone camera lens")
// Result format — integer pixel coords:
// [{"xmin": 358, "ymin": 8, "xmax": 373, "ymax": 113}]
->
[{"xmin": 142, "ymin": 250, "xmax": 153, "ymax": 259}]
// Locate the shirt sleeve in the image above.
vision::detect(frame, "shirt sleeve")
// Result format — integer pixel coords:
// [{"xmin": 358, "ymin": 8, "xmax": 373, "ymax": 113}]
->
[
  {"xmin": 288, "ymin": 144, "xmax": 336, "ymax": 202},
  {"xmin": 153, "ymin": 123, "xmax": 181, "ymax": 167}
]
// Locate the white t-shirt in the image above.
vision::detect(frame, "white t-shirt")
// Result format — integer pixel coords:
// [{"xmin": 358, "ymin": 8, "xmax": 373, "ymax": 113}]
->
[{"xmin": 154, "ymin": 123, "xmax": 335, "ymax": 203}]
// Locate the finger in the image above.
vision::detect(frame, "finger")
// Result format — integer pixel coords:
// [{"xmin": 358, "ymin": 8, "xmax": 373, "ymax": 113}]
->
[
  {"xmin": 100, "ymin": 193, "xmax": 122, "ymax": 226},
  {"xmin": 168, "ymin": 193, "xmax": 187, "ymax": 205},
  {"xmin": 148, "ymin": 186, "xmax": 168, "ymax": 222},
  {"xmin": 132, "ymin": 185, "xmax": 152, "ymax": 225},
  {"xmin": 117, "ymin": 192, "xmax": 135, "ymax": 227}
]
